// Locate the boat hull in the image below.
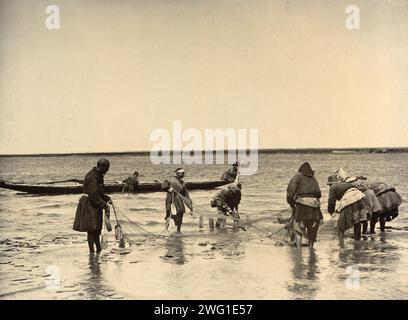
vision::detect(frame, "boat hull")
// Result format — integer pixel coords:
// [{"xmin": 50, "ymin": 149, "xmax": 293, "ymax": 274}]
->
[{"xmin": 0, "ymin": 180, "xmax": 229, "ymax": 195}]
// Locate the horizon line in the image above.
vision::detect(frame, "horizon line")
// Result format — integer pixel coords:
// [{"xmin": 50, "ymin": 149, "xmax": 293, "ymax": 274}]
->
[{"xmin": 0, "ymin": 147, "xmax": 407, "ymax": 158}]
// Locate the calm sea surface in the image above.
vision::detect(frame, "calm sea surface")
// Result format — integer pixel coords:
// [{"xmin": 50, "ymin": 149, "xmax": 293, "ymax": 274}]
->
[{"xmin": 0, "ymin": 153, "xmax": 407, "ymax": 299}]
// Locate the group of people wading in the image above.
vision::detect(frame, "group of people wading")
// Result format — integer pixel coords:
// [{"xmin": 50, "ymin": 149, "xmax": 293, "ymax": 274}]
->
[
  {"xmin": 73, "ymin": 159, "xmax": 242, "ymax": 253},
  {"xmin": 73, "ymin": 159, "xmax": 402, "ymax": 253},
  {"xmin": 287, "ymin": 162, "xmax": 402, "ymax": 248},
  {"xmin": 159, "ymin": 162, "xmax": 242, "ymax": 233}
]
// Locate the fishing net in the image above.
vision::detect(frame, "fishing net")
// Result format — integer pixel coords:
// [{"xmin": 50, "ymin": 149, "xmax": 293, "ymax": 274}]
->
[
  {"xmin": 266, "ymin": 218, "xmax": 297, "ymax": 246},
  {"xmin": 163, "ymin": 198, "xmax": 178, "ymax": 233},
  {"xmin": 108, "ymin": 204, "xmax": 169, "ymax": 250},
  {"xmin": 114, "ymin": 224, "xmax": 126, "ymax": 248},
  {"xmin": 164, "ymin": 216, "xmax": 176, "ymax": 233},
  {"xmin": 101, "ymin": 212, "xmax": 109, "ymax": 250},
  {"xmin": 318, "ymin": 213, "xmax": 339, "ymax": 235},
  {"xmin": 107, "ymin": 201, "xmax": 302, "ymax": 249}
]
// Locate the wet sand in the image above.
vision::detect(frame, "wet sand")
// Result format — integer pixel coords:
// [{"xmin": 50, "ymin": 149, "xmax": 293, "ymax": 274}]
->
[{"xmin": 2, "ymin": 223, "xmax": 408, "ymax": 300}]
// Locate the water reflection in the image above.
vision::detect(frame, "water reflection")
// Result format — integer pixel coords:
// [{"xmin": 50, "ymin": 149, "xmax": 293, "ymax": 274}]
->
[
  {"xmin": 338, "ymin": 237, "xmax": 401, "ymax": 274},
  {"xmin": 78, "ymin": 253, "xmax": 116, "ymax": 299},
  {"xmin": 331, "ymin": 235, "xmax": 403, "ymax": 298},
  {"xmin": 287, "ymin": 248, "xmax": 320, "ymax": 299},
  {"xmin": 161, "ymin": 236, "xmax": 187, "ymax": 265},
  {"xmin": 219, "ymin": 239, "xmax": 245, "ymax": 261}
]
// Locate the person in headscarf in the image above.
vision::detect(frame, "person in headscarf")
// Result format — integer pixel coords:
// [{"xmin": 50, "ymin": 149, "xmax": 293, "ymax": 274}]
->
[
  {"xmin": 335, "ymin": 169, "xmax": 381, "ymax": 235},
  {"xmin": 334, "ymin": 168, "xmax": 401, "ymax": 234},
  {"xmin": 122, "ymin": 171, "xmax": 139, "ymax": 192},
  {"xmin": 221, "ymin": 161, "xmax": 239, "ymax": 183},
  {"xmin": 73, "ymin": 159, "xmax": 112, "ymax": 253},
  {"xmin": 286, "ymin": 162, "xmax": 323, "ymax": 247},
  {"xmin": 364, "ymin": 181, "xmax": 402, "ymax": 233},
  {"xmin": 161, "ymin": 168, "xmax": 193, "ymax": 234},
  {"xmin": 209, "ymin": 182, "xmax": 241, "ymax": 229},
  {"xmin": 335, "ymin": 167, "xmax": 368, "ymax": 184},
  {"xmin": 327, "ymin": 175, "xmax": 367, "ymax": 244}
]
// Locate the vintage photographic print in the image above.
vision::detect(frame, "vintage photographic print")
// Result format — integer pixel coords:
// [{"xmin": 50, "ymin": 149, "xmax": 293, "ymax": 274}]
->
[{"xmin": 0, "ymin": 0, "xmax": 407, "ymax": 303}]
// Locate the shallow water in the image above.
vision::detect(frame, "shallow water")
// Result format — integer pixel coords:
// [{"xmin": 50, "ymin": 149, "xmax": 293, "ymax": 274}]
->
[{"xmin": 0, "ymin": 153, "xmax": 407, "ymax": 299}]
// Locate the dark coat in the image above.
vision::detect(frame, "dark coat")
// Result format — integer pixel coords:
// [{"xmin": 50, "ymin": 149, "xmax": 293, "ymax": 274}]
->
[
  {"xmin": 73, "ymin": 167, "xmax": 110, "ymax": 232},
  {"xmin": 286, "ymin": 168, "xmax": 321, "ymax": 208},
  {"xmin": 221, "ymin": 166, "xmax": 238, "ymax": 183},
  {"xmin": 287, "ymin": 163, "xmax": 322, "ymax": 222},
  {"xmin": 122, "ymin": 175, "xmax": 139, "ymax": 192},
  {"xmin": 83, "ymin": 167, "xmax": 111, "ymax": 209},
  {"xmin": 73, "ymin": 195, "xmax": 101, "ymax": 232},
  {"xmin": 212, "ymin": 184, "xmax": 241, "ymax": 212}
]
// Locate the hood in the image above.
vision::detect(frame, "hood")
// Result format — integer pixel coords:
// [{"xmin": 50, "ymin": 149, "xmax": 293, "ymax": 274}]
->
[
  {"xmin": 336, "ymin": 167, "xmax": 357, "ymax": 183},
  {"xmin": 298, "ymin": 162, "xmax": 314, "ymax": 177}
]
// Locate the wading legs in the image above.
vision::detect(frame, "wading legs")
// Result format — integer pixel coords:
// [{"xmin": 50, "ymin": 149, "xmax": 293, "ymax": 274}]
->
[
  {"xmin": 307, "ymin": 221, "xmax": 319, "ymax": 248},
  {"xmin": 295, "ymin": 232, "xmax": 302, "ymax": 248},
  {"xmin": 362, "ymin": 221, "xmax": 368, "ymax": 234},
  {"xmin": 353, "ymin": 222, "xmax": 362, "ymax": 240},
  {"xmin": 87, "ymin": 231, "xmax": 101, "ymax": 253},
  {"xmin": 338, "ymin": 230, "xmax": 345, "ymax": 247},
  {"xmin": 370, "ymin": 218, "xmax": 376, "ymax": 234},
  {"xmin": 172, "ymin": 212, "xmax": 184, "ymax": 233},
  {"xmin": 380, "ymin": 217, "xmax": 386, "ymax": 232}
]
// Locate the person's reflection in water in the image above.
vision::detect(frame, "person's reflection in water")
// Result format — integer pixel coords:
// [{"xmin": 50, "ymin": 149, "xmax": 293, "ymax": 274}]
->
[
  {"xmin": 287, "ymin": 248, "xmax": 320, "ymax": 299},
  {"xmin": 337, "ymin": 237, "xmax": 401, "ymax": 290},
  {"xmin": 80, "ymin": 253, "xmax": 116, "ymax": 299},
  {"xmin": 162, "ymin": 236, "xmax": 187, "ymax": 265}
]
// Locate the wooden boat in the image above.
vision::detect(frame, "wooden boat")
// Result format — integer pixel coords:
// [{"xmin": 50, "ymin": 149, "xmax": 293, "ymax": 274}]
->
[{"xmin": 0, "ymin": 180, "xmax": 229, "ymax": 195}]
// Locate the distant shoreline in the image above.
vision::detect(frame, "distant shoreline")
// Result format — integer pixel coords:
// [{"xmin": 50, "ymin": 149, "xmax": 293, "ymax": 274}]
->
[{"xmin": 0, "ymin": 147, "xmax": 407, "ymax": 158}]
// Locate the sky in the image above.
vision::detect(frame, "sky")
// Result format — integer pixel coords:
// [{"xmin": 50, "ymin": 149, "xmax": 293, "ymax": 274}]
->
[{"xmin": 0, "ymin": 0, "xmax": 407, "ymax": 154}]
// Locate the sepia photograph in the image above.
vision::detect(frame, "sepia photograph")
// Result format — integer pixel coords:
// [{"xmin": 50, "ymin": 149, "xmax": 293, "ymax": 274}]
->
[{"xmin": 0, "ymin": 0, "xmax": 407, "ymax": 306}]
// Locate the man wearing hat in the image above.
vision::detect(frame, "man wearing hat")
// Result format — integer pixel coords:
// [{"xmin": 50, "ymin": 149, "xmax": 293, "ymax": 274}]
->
[
  {"xmin": 73, "ymin": 159, "xmax": 112, "ymax": 253},
  {"xmin": 161, "ymin": 168, "xmax": 193, "ymax": 234},
  {"xmin": 221, "ymin": 161, "xmax": 239, "ymax": 183}
]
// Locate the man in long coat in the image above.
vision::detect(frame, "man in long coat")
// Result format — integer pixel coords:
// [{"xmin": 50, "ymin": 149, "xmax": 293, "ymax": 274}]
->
[{"xmin": 73, "ymin": 159, "xmax": 112, "ymax": 253}]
